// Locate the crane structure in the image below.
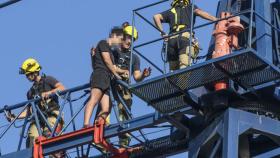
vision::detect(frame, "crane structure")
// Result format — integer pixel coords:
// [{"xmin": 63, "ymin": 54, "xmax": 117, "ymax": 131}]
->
[{"xmin": 0, "ymin": 0, "xmax": 280, "ymax": 157}]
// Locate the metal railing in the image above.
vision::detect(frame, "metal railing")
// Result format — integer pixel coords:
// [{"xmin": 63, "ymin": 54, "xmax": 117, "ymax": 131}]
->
[
  {"xmin": 0, "ymin": 79, "xmax": 150, "ymax": 157},
  {"xmin": 0, "ymin": 0, "xmax": 22, "ymax": 9},
  {"xmin": 1, "ymin": 0, "xmax": 280, "ymax": 157},
  {"xmin": 128, "ymin": 0, "xmax": 280, "ymax": 84},
  {"xmin": 0, "ymin": 83, "xmax": 90, "ymax": 157}
]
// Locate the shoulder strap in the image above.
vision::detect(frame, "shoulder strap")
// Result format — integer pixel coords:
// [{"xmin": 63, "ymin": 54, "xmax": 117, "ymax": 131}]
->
[{"xmin": 171, "ymin": 8, "xmax": 178, "ymax": 25}]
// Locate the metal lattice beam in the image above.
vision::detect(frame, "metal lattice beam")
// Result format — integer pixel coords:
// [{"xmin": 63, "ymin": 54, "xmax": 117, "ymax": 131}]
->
[
  {"xmin": 0, "ymin": 0, "xmax": 22, "ymax": 9},
  {"xmin": 0, "ymin": 107, "xmax": 192, "ymax": 158}
]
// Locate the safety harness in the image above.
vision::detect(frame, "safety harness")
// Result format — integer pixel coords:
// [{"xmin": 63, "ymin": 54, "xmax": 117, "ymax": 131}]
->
[
  {"xmin": 29, "ymin": 74, "xmax": 60, "ymax": 117},
  {"xmin": 167, "ymin": 3, "xmax": 201, "ymax": 63},
  {"xmin": 170, "ymin": 7, "xmax": 189, "ymax": 32},
  {"xmin": 28, "ymin": 74, "xmax": 64, "ymax": 133},
  {"xmin": 170, "ymin": 0, "xmax": 192, "ymax": 33}
]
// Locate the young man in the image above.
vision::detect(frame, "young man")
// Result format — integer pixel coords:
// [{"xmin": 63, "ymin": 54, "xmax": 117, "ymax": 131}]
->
[
  {"xmin": 6, "ymin": 58, "xmax": 65, "ymax": 149},
  {"xmin": 153, "ymin": 0, "xmax": 218, "ymax": 71},
  {"xmin": 83, "ymin": 27, "xmax": 128, "ymax": 128},
  {"xmin": 95, "ymin": 24, "xmax": 151, "ymax": 147},
  {"xmin": 113, "ymin": 24, "xmax": 151, "ymax": 147}
]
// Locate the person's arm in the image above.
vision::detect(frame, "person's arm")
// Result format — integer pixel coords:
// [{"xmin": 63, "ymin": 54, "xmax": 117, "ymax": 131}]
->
[
  {"xmin": 153, "ymin": 14, "xmax": 165, "ymax": 35},
  {"xmin": 114, "ymin": 65, "xmax": 129, "ymax": 79},
  {"xmin": 41, "ymin": 77, "xmax": 66, "ymax": 99},
  {"xmin": 132, "ymin": 55, "xmax": 151, "ymax": 82},
  {"xmin": 133, "ymin": 68, "xmax": 151, "ymax": 82},
  {"xmin": 41, "ymin": 82, "xmax": 65, "ymax": 99},
  {"xmin": 5, "ymin": 107, "xmax": 30, "ymax": 122},
  {"xmin": 102, "ymin": 52, "xmax": 121, "ymax": 79},
  {"xmin": 114, "ymin": 65, "xmax": 127, "ymax": 74},
  {"xmin": 194, "ymin": 8, "xmax": 218, "ymax": 21},
  {"xmin": 50, "ymin": 82, "xmax": 65, "ymax": 93}
]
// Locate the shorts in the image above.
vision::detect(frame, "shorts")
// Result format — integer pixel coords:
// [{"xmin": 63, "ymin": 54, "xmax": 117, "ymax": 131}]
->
[{"xmin": 90, "ymin": 69, "xmax": 111, "ymax": 94}]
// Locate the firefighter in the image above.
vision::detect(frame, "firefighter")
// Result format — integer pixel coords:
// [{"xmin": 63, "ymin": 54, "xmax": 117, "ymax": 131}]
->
[
  {"xmin": 114, "ymin": 24, "xmax": 151, "ymax": 147},
  {"xmin": 5, "ymin": 58, "xmax": 65, "ymax": 150},
  {"xmin": 153, "ymin": 0, "xmax": 218, "ymax": 71},
  {"xmin": 83, "ymin": 27, "xmax": 128, "ymax": 128}
]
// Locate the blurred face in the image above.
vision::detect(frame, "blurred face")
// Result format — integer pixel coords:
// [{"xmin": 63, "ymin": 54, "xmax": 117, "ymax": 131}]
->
[
  {"xmin": 111, "ymin": 34, "xmax": 123, "ymax": 45},
  {"xmin": 122, "ymin": 34, "xmax": 132, "ymax": 49}
]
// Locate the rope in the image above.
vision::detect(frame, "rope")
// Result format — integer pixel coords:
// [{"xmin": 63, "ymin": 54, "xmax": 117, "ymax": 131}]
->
[{"xmin": 161, "ymin": 41, "xmax": 168, "ymax": 63}]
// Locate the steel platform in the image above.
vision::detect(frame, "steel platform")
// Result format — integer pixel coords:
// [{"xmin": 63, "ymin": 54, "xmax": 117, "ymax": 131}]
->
[
  {"xmin": 130, "ymin": 48, "xmax": 280, "ymax": 113},
  {"xmin": 188, "ymin": 108, "xmax": 280, "ymax": 158},
  {"xmin": 91, "ymin": 135, "xmax": 189, "ymax": 158},
  {"xmin": 130, "ymin": 135, "xmax": 188, "ymax": 158}
]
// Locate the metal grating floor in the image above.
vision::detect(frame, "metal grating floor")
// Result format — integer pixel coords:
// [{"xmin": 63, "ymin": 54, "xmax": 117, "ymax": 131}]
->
[
  {"xmin": 130, "ymin": 135, "xmax": 188, "ymax": 158},
  {"xmin": 130, "ymin": 49, "xmax": 280, "ymax": 113},
  {"xmin": 152, "ymin": 94, "xmax": 186, "ymax": 113}
]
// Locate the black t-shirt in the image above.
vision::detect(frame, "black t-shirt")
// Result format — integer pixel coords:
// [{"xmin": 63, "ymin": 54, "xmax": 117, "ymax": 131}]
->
[
  {"xmin": 112, "ymin": 48, "xmax": 140, "ymax": 72},
  {"xmin": 160, "ymin": 4, "xmax": 198, "ymax": 33},
  {"xmin": 27, "ymin": 75, "xmax": 60, "ymax": 111},
  {"xmin": 92, "ymin": 40, "xmax": 115, "ymax": 73}
]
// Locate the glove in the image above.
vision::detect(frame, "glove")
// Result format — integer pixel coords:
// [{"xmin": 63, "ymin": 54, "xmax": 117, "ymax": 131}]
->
[{"xmin": 5, "ymin": 110, "xmax": 15, "ymax": 122}]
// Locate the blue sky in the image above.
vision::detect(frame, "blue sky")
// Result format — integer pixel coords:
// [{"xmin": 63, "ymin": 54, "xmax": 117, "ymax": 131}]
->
[{"xmin": 0, "ymin": 0, "xmax": 219, "ymax": 157}]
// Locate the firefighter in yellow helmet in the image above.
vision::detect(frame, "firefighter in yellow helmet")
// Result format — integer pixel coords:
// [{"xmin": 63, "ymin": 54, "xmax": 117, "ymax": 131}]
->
[
  {"xmin": 115, "ymin": 23, "xmax": 151, "ymax": 147},
  {"xmin": 6, "ymin": 58, "xmax": 65, "ymax": 152},
  {"xmin": 153, "ymin": 0, "xmax": 218, "ymax": 71}
]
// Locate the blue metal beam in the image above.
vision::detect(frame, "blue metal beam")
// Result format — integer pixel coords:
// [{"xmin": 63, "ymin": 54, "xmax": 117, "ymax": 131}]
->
[
  {"xmin": 0, "ymin": 83, "xmax": 90, "ymax": 113},
  {"xmin": 189, "ymin": 108, "xmax": 280, "ymax": 158},
  {"xmin": 255, "ymin": 0, "xmax": 273, "ymax": 62},
  {"xmin": 0, "ymin": 107, "xmax": 192, "ymax": 158},
  {"xmin": 222, "ymin": 109, "xmax": 239, "ymax": 158},
  {"xmin": 43, "ymin": 109, "xmax": 187, "ymax": 155},
  {"xmin": 133, "ymin": 0, "xmax": 169, "ymax": 12},
  {"xmin": 0, "ymin": 0, "xmax": 22, "ymax": 9}
]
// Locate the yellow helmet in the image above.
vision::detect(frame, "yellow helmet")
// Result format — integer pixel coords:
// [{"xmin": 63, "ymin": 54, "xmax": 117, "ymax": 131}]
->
[
  {"xmin": 123, "ymin": 25, "xmax": 138, "ymax": 40},
  {"xmin": 171, "ymin": 0, "xmax": 189, "ymax": 7},
  {"xmin": 19, "ymin": 58, "xmax": 41, "ymax": 75}
]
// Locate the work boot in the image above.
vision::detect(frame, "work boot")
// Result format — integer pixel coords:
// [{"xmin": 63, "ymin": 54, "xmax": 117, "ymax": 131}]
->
[
  {"xmin": 26, "ymin": 136, "xmax": 36, "ymax": 148},
  {"xmin": 49, "ymin": 151, "xmax": 66, "ymax": 158},
  {"xmin": 92, "ymin": 139, "xmax": 111, "ymax": 155},
  {"xmin": 119, "ymin": 134, "xmax": 131, "ymax": 147}
]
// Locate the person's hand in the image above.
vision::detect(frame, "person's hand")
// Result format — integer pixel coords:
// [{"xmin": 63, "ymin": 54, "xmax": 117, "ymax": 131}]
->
[
  {"xmin": 143, "ymin": 67, "xmax": 151, "ymax": 78},
  {"xmin": 121, "ymin": 70, "xmax": 130, "ymax": 79},
  {"xmin": 41, "ymin": 91, "xmax": 53, "ymax": 100},
  {"xmin": 161, "ymin": 32, "xmax": 168, "ymax": 42},
  {"xmin": 91, "ymin": 47, "xmax": 96, "ymax": 57},
  {"xmin": 5, "ymin": 111, "xmax": 15, "ymax": 122}
]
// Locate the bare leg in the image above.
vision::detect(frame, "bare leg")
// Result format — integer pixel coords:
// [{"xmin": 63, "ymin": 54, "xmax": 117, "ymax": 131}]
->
[
  {"xmin": 95, "ymin": 103, "xmax": 111, "ymax": 126},
  {"xmin": 96, "ymin": 94, "xmax": 112, "ymax": 121},
  {"xmin": 83, "ymin": 88, "xmax": 104, "ymax": 126}
]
